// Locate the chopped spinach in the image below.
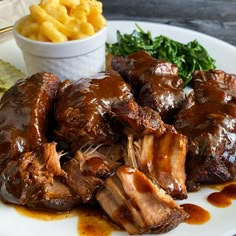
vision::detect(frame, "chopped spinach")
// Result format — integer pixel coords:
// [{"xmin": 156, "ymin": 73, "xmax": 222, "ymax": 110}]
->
[{"xmin": 106, "ymin": 25, "xmax": 216, "ymax": 87}]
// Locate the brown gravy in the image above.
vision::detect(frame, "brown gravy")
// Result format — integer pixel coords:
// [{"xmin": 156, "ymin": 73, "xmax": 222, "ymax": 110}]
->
[
  {"xmin": 11, "ymin": 181, "xmax": 236, "ymax": 233},
  {"xmin": 207, "ymin": 180, "xmax": 236, "ymax": 191},
  {"xmin": 14, "ymin": 204, "xmax": 117, "ymax": 236},
  {"xmin": 77, "ymin": 206, "xmax": 118, "ymax": 236},
  {"xmin": 180, "ymin": 203, "xmax": 210, "ymax": 225},
  {"xmin": 14, "ymin": 205, "xmax": 77, "ymax": 221},
  {"xmin": 207, "ymin": 183, "xmax": 236, "ymax": 208}
]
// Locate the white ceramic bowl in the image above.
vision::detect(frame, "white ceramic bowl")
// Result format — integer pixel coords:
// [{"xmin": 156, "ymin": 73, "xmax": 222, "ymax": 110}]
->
[{"xmin": 13, "ymin": 17, "xmax": 107, "ymax": 81}]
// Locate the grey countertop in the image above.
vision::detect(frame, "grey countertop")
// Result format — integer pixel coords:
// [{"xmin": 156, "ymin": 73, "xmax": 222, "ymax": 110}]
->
[{"xmin": 102, "ymin": 0, "xmax": 236, "ymax": 46}]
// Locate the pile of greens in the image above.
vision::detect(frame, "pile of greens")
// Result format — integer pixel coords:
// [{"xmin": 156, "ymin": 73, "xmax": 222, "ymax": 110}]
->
[{"xmin": 106, "ymin": 25, "xmax": 216, "ymax": 87}]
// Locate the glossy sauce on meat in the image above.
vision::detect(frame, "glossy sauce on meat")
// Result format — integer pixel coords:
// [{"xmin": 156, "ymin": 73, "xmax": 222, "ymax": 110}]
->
[
  {"xmin": 2, "ymin": 68, "xmax": 236, "ymax": 235},
  {"xmin": 55, "ymin": 71, "xmax": 133, "ymax": 150},
  {"xmin": 0, "ymin": 73, "xmax": 60, "ymax": 174},
  {"xmin": 139, "ymin": 74, "xmax": 184, "ymax": 116},
  {"xmin": 175, "ymin": 102, "xmax": 236, "ymax": 139},
  {"xmin": 175, "ymin": 74, "xmax": 236, "ymax": 191},
  {"xmin": 151, "ymin": 132, "xmax": 188, "ymax": 199},
  {"xmin": 133, "ymin": 168, "xmax": 154, "ymax": 193},
  {"xmin": 178, "ymin": 70, "xmax": 236, "ymax": 191},
  {"xmin": 193, "ymin": 69, "xmax": 236, "ymax": 93},
  {"xmin": 112, "ymin": 50, "xmax": 185, "ymax": 119}
]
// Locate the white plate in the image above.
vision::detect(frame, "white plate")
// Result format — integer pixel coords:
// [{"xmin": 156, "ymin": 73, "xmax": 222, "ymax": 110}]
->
[{"xmin": 0, "ymin": 20, "xmax": 236, "ymax": 236}]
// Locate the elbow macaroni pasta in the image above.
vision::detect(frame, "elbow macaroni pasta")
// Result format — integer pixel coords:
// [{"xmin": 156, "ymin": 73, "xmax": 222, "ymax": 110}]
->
[{"xmin": 17, "ymin": 0, "xmax": 106, "ymax": 42}]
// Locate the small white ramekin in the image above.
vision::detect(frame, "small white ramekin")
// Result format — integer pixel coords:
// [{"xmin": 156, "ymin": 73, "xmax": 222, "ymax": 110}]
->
[{"xmin": 13, "ymin": 16, "xmax": 107, "ymax": 81}]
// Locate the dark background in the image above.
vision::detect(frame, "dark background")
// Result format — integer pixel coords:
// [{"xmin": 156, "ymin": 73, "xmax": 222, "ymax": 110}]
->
[{"xmin": 102, "ymin": 0, "xmax": 236, "ymax": 46}]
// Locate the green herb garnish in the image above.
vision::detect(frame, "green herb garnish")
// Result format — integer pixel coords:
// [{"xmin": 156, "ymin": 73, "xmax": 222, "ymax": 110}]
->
[{"xmin": 106, "ymin": 25, "xmax": 216, "ymax": 87}]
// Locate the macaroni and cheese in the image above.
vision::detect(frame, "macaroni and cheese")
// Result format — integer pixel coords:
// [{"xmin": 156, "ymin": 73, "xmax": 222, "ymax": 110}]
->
[{"xmin": 17, "ymin": 0, "xmax": 107, "ymax": 42}]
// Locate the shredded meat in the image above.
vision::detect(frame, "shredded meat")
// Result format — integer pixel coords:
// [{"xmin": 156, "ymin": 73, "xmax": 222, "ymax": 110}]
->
[
  {"xmin": 96, "ymin": 166, "xmax": 188, "ymax": 235},
  {"xmin": 110, "ymin": 99, "xmax": 187, "ymax": 199},
  {"xmin": 124, "ymin": 133, "xmax": 188, "ymax": 199},
  {"xmin": 62, "ymin": 148, "xmax": 118, "ymax": 203},
  {"xmin": 2, "ymin": 67, "xmax": 235, "ymax": 234},
  {"xmin": 0, "ymin": 142, "xmax": 80, "ymax": 211}
]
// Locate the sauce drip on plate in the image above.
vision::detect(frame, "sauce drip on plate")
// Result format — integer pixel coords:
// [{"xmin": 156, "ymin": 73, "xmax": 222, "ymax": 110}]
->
[
  {"xmin": 77, "ymin": 205, "xmax": 118, "ymax": 236},
  {"xmin": 14, "ymin": 204, "xmax": 118, "ymax": 236},
  {"xmin": 15, "ymin": 205, "xmax": 77, "ymax": 220},
  {"xmin": 180, "ymin": 203, "xmax": 210, "ymax": 224},
  {"xmin": 11, "ymin": 182, "xmax": 236, "ymax": 234},
  {"xmin": 207, "ymin": 183, "xmax": 236, "ymax": 208}
]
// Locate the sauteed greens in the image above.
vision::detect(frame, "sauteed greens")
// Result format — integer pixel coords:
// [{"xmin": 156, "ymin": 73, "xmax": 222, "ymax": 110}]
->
[{"xmin": 106, "ymin": 25, "xmax": 216, "ymax": 87}]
